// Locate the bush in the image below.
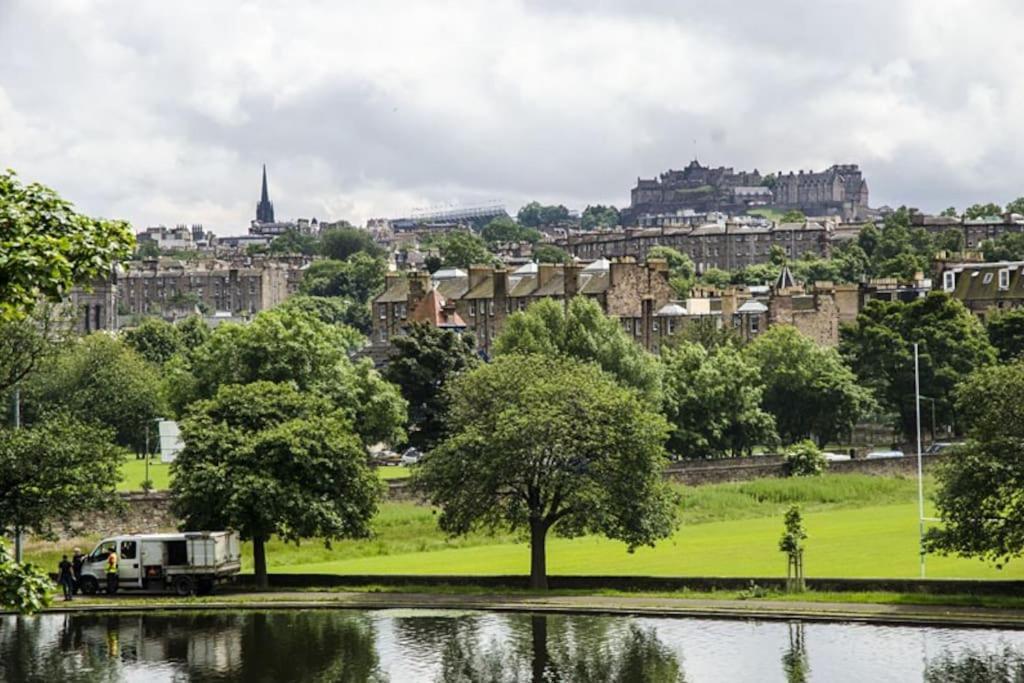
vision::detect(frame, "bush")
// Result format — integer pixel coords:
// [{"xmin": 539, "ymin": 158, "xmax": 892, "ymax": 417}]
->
[{"xmin": 783, "ymin": 440, "xmax": 827, "ymax": 477}]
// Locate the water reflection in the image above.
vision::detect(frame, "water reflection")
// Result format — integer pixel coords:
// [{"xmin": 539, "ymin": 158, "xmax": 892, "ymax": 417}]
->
[{"xmin": 3, "ymin": 609, "xmax": 1024, "ymax": 682}]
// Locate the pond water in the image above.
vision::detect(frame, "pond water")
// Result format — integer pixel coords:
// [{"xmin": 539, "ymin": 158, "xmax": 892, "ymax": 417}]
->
[{"xmin": 1, "ymin": 608, "xmax": 1023, "ymax": 682}]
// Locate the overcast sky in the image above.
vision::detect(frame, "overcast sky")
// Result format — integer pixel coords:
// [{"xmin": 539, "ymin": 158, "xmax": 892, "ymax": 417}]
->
[{"xmin": 2, "ymin": 0, "xmax": 1023, "ymax": 234}]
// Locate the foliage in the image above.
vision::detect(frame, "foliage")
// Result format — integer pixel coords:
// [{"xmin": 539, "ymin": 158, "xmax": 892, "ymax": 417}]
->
[
  {"xmin": 436, "ymin": 231, "xmax": 496, "ymax": 269},
  {"xmin": 415, "ymin": 354, "xmax": 677, "ymax": 588},
  {"xmin": 534, "ymin": 243, "xmax": 569, "ymax": 264},
  {"xmin": 384, "ymin": 322, "xmax": 479, "ymax": 451},
  {"xmin": 517, "ymin": 201, "xmax": 570, "ymax": 228},
  {"xmin": 940, "ymin": 206, "xmax": 959, "ymax": 218},
  {"xmin": 783, "ymin": 440, "xmax": 827, "ymax": 477},
  {"xmin": 926, "ymin": 361, "xmax": 1024, "ymax": 567},
  {"xmin": 275, "ymin": 294, "xmax": 372, "ymax": 335},
  {"xmin": 176, "ymin": 314, "xmax": 211, "ymax": 349},
  {"xmin": 780, "ymin": 210, "xmax": 806, "ymax": 223},
  {"xmin": 924, "ymin": 646, "xmax": 1024, "ymax": 683},
  {"xmin": 300, "ymin": 253, "xmax": 386, "ymax": 304},
  {"xmin": 0, "ymin": 304, "xmax": 72, "ymax": 394},
  {"xmin": 319, "ymin": 226, "xmax": 383, "ymax": 260},
  {"xmin": 730, "ymin": 262, "xmax": 781, "ymax": 286},
  {"xmin": 269, "ymin": 229, "xmax": 320, "ymax": 256},
  {"xmin": 779, "ymin": 505, "xmax": 807, "ymax": 592},
  {"xmin": 747, "ymin": 326, "xmax": 873, "ymax": 446},
  {"xmin": 0, "ymin": 540, "xmax": 51, "ymax": 615},
  {"xmin": 0, "ymin": 170, "xmax": 135, "ymax": 320},
  {"xmin": 122, "ymin": 317, "xmax": 184, "ymax": 365},
  {"xmin": 981, "ymin": 232, "xmax": 1024, "ymax": 262},
  {"xmin": 580, "ymin": 204, "xmax": 620, "ymax": 230},
  {"xmin": 21, "ymin": 334, "xmax": 166, "ymax": 451},
  {"xmin": 964, "ymin": 202, "xmax": 1003, "ymax": 220},
  {"xmin": 987, "ymin": 309, "xmax": 1024, "ymax": 362},
  {"xmin": 661, "ymin": 341, "xmax": 777, "ymax": 458},
  {"xmin": 1007, "ymin": 198, "xmax": 1024, "ymax": 216},
  {"xmin": 480, "ymin": 216, "xmax": 541, "ymax": 246},
  {"xmin": 493, "ymin": 296, "xmax": 662, "ymax": 404},
  {"xmin": 172, "ymin": 381, "xmax": 382, "ymax": 586},
  {"xmin": 840, "ymin": 292, "xmax": 995, "ymax": 439},
  {"xmin": 698, "ymin": 268, "xmax": 732, "ymax": 288},
  {"xmin": 647, "ymin": 246, "xmax": 695, "ymax": 296},
  {"xmin": 851, "ymin": 208, "xmax": 950, "ymax": 280},
  {"xmin": 0, "ymin": 413, "xmax": 124, "ymax": 540},
  {"xmin": 165, "ymin": 306, "xmax": 405, "ymax": 446},
  {"xmin": 666, "ymin": 316, "xmax": 740, "ymax": 351}
]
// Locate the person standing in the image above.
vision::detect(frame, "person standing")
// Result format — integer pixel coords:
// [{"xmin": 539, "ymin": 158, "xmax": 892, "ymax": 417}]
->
[
  {"xmin": 71, "ymin": 547, "xmax": 85, "ymax": 594},
  {"xmin": 57, "ymin": 555, "xmax": 74, "ymax": 601},
  {"xmin": 105, "ymin": 550, "xmax": 118, "ymax": 596}
]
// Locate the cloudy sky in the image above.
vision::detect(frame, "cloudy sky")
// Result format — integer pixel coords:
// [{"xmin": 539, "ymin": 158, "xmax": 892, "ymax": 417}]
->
[{"xmin": 2, "ymin": 0, "xmax": 1022, "ymax": 234}]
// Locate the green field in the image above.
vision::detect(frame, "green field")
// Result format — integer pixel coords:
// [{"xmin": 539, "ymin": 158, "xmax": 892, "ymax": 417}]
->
[
  {"xmin": 44, "ymin": 474, "xmax": 1024, "ymax": 581},
  {"xmin": 116, "ymin": 461, "xmax": 410, "ymax": 492}
]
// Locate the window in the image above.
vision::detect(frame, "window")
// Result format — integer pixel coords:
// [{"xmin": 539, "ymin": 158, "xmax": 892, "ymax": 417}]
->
[
  {"xmin": 478, "ymin": 301, "xmax": 486, "ymax": 317},
  {"xmin": 378, "ymin": 304, "xmax": 387, "ymax": 320},
  {"xmin": 398, "ymin": 304, "xmax": 407, "ymax": 319},
  {"xmin": 983, "ymin": 273, "xmax": 994, "ymax": 285},
  {"xmin": 653, "ymin": 321, "xmax": 659, "ymax": 333},
  {"xmin": 943, "ymin": 271, "xmax": 956, "ymax": 292},
  {"xmin": 999, "ymin": 269, "xmax": 1010, "ymax": 291},
  {"xmin": 379, "ymin": 328, "xmax": 387, "ymax": 342},
  {"xmin": 120, "ymin": 540, "xmax": 137, "ymax": 560},
  {"xmin": 666, "ymin": 319, "xmax": 675, "ymax": 335},
  {"xmin": 489, "ymin": 301, "xmax": 495, "ymax": 316}
]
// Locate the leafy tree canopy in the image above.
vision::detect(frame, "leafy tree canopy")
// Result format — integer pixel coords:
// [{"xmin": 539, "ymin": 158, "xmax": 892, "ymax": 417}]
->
[
  {"xmin": 987, "ymin": 309, "xmax": 1024, "ymax": 362},
  {"xmin": 172, "ymin": 381, "xmax": 381, "ymax": 586},
  {"xmin": 416, "ymin": 354, "xmax": 677, "ymax": 588},
  {"xmin": 319, "ymin": 226, "xmax": 383, "ymax": 260},
  {"xmin": 435, "ymin": 231, "xmax": 496, "ymax": 269},
  {"xmin": 580, "ymin": 205, "xmax": 620, "ymax": 230},
  {"xmin": 493, "ymin": 296, "xmax": 662, "ymax": 404},
  {"xmin": 122, "ymin": 317, "xmax": 184, "ymax": 365},
  {"xmin": 661, "ymin": 341, "xmax": 777, "ymax": 458},
  {"xmin": 0, "ymin": 540, "xmax": 52, "ymax": 614},
  {"xmin": 533, "ymin": 243, "xmax": 569, "ymax": 264},
  {"xmin": 0, "ymin": 171, "xmax": 135, "ymax": 320},
  {"xmin": 840, "ymin": 292, "xmax": 995, "ymax": 439},
  {"xmin": 480, "ymin": 217, "xmax": 541, "ymax": 246},
  {"xmin": 964, "ymin": 202, "xmax": 1003, "ymax": 220},
  {"xmin": 269, "ymin": 229, "xmax": 320, "ymax": 256},
  {"xmin": 747, "ymin": 326, "xmax": 874, "ymax": 446},
  {"xmin": 275, "ymin": 294, "xmax": 372, "ymax": 335},
  {"xmin": 940, "ymin": 206, "xmax": 959, "ymax": 218},
  {"xmin": 300, "ymin": 253, "xmax": 386, "ymax": 304},
  {"xmin": 647, "ymin": 246, "xmax": 695, "ymax": 298},
  {"xmin": 926, "ymin": 361, "xmax": 1024, "ymax": 567},
  {"xmin": 517, "ymin": 201, "xmax": 570, "ymax": 228},
  {"xmin": 1007, "ymin": 197, "xmax": 1024, "ymax": 216},
  {"xmin": 21, "ymin": 334, "xmax": 167, "ymax": 451},
  {"xmin": 384, "ymin": 322, "xmax": 479, "ymax": 451},
  {"xmin": 981, "ymin": 232, "xmax": 1024, "ymax": 262},
  {"xmin": 780, "ymin": 210, "xmax": 806, "ymax": 223},
  {"xmin": 0, "ymin": 304, "xmax": 72, "ymax": 395}
]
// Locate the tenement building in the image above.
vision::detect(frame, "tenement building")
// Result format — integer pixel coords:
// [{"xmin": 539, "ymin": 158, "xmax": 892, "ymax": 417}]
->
[
  {"xmin": 622, "ymin": 160, "xmax": 870, "ymax": 224},
  {"xmin": 558, "ymin": 220, "xmax": 832, "ymax": 272},
  {"xmin": 938, "ymin": 259, "xmax": 1024, "ymax": 319}
]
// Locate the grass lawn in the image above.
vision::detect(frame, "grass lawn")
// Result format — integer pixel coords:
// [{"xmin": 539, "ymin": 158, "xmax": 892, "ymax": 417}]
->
[
  {"xmin": 117, "ymin": 457, "xmax": 172, "ymax": 492},
  {"xmin": 376, "ymin": 465, "xmax": 410, "ymax": 480}
]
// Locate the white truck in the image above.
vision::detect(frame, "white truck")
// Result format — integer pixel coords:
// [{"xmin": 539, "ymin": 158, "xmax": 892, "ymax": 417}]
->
[{"xmin": 78, "ymin": 531, "xmax": 241, "ymax": 596}]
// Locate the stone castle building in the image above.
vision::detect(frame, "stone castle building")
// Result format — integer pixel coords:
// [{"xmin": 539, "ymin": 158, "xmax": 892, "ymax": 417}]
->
[{"xmin": 623, "ymin": 160, "xmax": 870, "ymax": 224}]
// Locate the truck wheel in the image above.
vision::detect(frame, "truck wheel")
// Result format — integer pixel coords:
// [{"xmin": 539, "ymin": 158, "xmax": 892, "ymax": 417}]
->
[
  {"xmin": 173, "ymin": 575, "xmax": 195, "ymax": 597},
  {"xmin": 197, "ymin": 578, "xmax": 215, "ymax": 596},
  {"xmin": 79, "ymin": 576, "xmax": 98, "ymax": 596}
]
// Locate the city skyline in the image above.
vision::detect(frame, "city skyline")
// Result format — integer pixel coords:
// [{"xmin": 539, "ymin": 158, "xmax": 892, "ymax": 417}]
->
[{"xmin": 3, "ymin": 1, "xmax": 1024, "ymax": 232}]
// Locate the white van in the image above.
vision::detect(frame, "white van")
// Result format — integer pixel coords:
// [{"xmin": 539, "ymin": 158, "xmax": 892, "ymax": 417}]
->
[{"xmin": 78, "ymin": 531, "xmax": 241, "ymax": 596}]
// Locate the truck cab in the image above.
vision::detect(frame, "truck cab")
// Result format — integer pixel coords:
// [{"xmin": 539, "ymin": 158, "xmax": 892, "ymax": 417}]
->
[{"xmin": 78, "ymin": 531, "xmax": 241, "ymax": 596}]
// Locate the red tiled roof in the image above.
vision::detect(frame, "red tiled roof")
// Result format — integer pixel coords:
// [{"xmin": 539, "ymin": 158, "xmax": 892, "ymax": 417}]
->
[{"xmin": 410, "ymin": 288, "xmax": 466, "ymax": 328}]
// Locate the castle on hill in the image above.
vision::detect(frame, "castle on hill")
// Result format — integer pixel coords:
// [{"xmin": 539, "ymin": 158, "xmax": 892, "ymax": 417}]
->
[{"xmin": 623, "ymin": 160, "xmax": 871, "ymax": 224}]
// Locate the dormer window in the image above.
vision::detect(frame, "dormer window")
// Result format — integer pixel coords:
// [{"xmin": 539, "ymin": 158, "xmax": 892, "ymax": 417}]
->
[
  {"xmin": 943, "ymin": 271, "xmax": 956, "ymax": 292},
  {"xmin": 999, "ymin": 268, "xmax": 1010, "ymax": 291},
  {"xmin": 983, "ymin": 273, "xmax": 994, "ymax": 285}
]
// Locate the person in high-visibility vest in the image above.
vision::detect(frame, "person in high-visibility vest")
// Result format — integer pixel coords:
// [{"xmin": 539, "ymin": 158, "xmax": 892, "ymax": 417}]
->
[{"xmin": 105, "ymin": 550, "xmax": 119, "ymax": 596}]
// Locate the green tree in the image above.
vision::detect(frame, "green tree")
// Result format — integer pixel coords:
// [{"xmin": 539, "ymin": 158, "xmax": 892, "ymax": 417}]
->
[
  {"xmin": 319, "ymin": 226, "xmax": 382, "ymax": 260},
  {"xmin": 783, "ymin": 440, "xmax": 827, "ymax": 477},
  {"xmin": 779, "ymin": 505, "xmax": 807, "ymax": 592},
  {"xmin": 166, "ymin": 307, "xmax": 405, "ymax": 446},
  {"xmin": 661, "ymin": 341, "xmax": 777, "ymax": 458},
  {"xmin": 172, "ymin": 381, "xmax": 381, "ymax": 587},
  {"xmin": 494, "ymin": 297, "xmax": 662, "ymax": 403},
  {"xmin": 964, "ymin": 202, "xmax": 1003, "ymax": 220},
  {"xmin": 840, "ymin": 292, "xmax": 996, "ymax": 439},
  {"xmin": 122, "ymin": 317, "xmax": 184, "ymax": 365},
  {"xmin": 276, "ymin": 294, "xmax": 372, "ymax": 335},
  {"xmin": 480, "ymin": 217, "xmax": 541, "ymax": 246},
  {"xmin": 0, "ymin": 540, "xmax": 52, "ymax": 614},
  {"xmin": 22, "ymin": 334, "xmax": 166, "ymax": 451},
  {"xmin": 580, "ymin": 205, "xmax": 620, "ymax": 230},
  {"xmin": 925, "ymin": 361, "xmax": 1024, "ymax": 567},
  {"xmin": 940, "ymin": 206, "xmax": 959, "ymax": 218},
  {"xmin": 416, "ymin": 354, "xmax": 677, "ymax": 589},
  {"xmin": 384, "ymin": 322, "xmax": 479, "ymax": 451},
  {"xmin": 0, "ymin": 170, "xmax": 135, "ymax": 320},
  {"xmin": 0, "ymin": 305, "xmax": 71, "ymax": 395},
  {"xmin": 647, "ymin": 246, "xmax": 695, "ymax": 296},
  {"xmin": 533, "ymin": 244, "xmax": 569, "ymax": 264},
  {"xmin": 176, "ymin": 314, "xmax": 211, "ymax": 349},
  {"xmin": 987, "ymin": 309, "xmax": 1024, "ymax": 361},
  {"xmin": 790, "ymin": 257, "xmax": 841, "ymax": 284},
  {"xmin": 269, "ymin": 229, "xmax": 319, "ymax": 256},
  {"xmin": 436, "ymin": 231, "xmax": 495, "ymax": 269},
  {"xmin": 747, "ymin": 326, "xmax": 873, "ymax": 446},
  {"xmin": 780, "ymin": 210, "xmax": 806, "ymax": 223},
  {"xmin": 981, "ymin": 232, "xmax": 1024, "ymax": 261},
  {"xmin": 518, "ymin": 201, "xmax": 570, "ymax": 228},
  {"xmin": 731, "ymin": 263, "xmax": 781, "ymax": 286},
  {"xmin": 300, "ymin": 252, "xmax": 386, "ymax": 304},
  {"xmin": 698, "ymin": 268, "xmax": 732, "ymax": 288},
  {"xmin": 1007, "ymin": 198, "xmax": 1024, "ymax": 216}
]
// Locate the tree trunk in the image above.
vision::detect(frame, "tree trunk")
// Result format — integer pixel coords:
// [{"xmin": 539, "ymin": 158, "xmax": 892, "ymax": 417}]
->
[
  {"xmin": 253, "ymin": 535, "xmax": 268, "ymax": 589},
  {"xmin": 529, "ymin": 519, "xmax": 548, "ymax": 590}
]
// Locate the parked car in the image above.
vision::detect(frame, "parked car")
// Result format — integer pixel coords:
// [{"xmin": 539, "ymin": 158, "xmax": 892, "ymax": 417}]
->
[
  {"xmin": 78, "ymin": 531, "xmax": 241, "ymax": 596},
  {"xmin": 822, "ymin": 452, "xmax": 851, "ymax": 462},
  {"xmin": 401, "ymin": 448, "xmax": 423, "ymax": 465},
  {"xmin": 866, "ymin": 449, "xmax": 904, "ymax": 459},
  {"xmin": 924, "ymin": 441, "xmax": 962, "ymax": 456}
]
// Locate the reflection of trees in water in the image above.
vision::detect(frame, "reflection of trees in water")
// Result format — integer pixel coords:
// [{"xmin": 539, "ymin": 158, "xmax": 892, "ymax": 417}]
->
[
  {"xmin": 0, "ymin": 611, "xmax": 386, "ymax": 683},
  {"xmin": 924, "ymin": 646, "xmax": 1024, "ymax": 682},
  {"xmin": 781, "ymin": 622, "xmax": 809, "ymax": 683},
  {"xmin": 435, "ymin": 613, "xmax": 686, "ymax": 683}
]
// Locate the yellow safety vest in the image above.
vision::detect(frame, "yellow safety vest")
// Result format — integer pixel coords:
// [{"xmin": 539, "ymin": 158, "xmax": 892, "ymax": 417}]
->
[{"xmin": 106, "ymin": 553, "xmax": 118, "ymax": 574}]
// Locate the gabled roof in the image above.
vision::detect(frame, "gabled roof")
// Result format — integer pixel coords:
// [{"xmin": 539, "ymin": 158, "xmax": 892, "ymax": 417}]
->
[{"xmin": 410, "ymin": 288, "xmax": 467, "ymax": 328}]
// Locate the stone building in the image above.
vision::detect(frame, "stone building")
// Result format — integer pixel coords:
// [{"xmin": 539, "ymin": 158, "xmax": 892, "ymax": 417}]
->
[
  {"xmin": 118, "ymin": 257, "xmax": 303, "ymax": 320},
  {"xmin": 938, "ymin": 260, "xmax": 1024, "ymax": 319},
  {"xmin": 623, "ymin": 160, "xmax": 870, "ymax": 224},
  {"xmin": 559, "ymin": 220, "xmax": 832, "ymax": 272},
  {"xmin": 67, "ymin": 276, "xmax": 119, "ymax": 334}
]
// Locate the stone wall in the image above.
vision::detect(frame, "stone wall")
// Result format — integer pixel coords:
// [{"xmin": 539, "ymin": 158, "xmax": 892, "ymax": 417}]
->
[
  {"xmin": 665, "ymin": 453, "xmax": 946, "ymax": 486},
  {"xmin": 63, "ymin": 493, "xmax": 178, "ymax": 539}
]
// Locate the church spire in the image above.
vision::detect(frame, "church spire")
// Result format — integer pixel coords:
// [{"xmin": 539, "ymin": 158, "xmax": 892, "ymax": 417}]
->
[{"xmin": 256, "ymin": 164, "xmax": 275, "ymax": 224}]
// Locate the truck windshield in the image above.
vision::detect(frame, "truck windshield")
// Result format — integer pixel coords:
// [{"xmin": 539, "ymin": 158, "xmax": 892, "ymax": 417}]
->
[{"xmin": 90, "ymin": 541, "xmax": 115, "ymax": 561}]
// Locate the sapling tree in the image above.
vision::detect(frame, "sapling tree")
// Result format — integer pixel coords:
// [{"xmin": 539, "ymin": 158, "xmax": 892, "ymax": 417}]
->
[{"xmin": 779, "ymin": 505, "xmax": 807, "ymax": 593}]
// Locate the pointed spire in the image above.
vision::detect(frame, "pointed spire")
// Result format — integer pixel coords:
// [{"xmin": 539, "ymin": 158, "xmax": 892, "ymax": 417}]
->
[
  {"xmin": 256, "ymin": 164, "xmax": 275, "ymax": 224},
  {"xmin": 260, "ymin": 164, "xmax": 269, "ymax": 203}
]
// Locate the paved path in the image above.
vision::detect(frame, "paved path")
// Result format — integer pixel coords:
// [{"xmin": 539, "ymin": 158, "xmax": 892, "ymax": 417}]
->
[{"xmin": 32, "ymin": 591, "xmax": 1024, "ymax": 629}]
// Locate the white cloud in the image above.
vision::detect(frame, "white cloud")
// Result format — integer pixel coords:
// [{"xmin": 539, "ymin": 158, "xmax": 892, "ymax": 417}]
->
[{"xmin": 2, "ymin": 0, "xmax": 1024, "ymax": 231}]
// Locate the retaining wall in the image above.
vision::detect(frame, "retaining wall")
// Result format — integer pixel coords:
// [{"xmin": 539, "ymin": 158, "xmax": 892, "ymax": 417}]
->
[{"xmin": 664, "ymin": 453, "xmax": 947, "ymax": 486}]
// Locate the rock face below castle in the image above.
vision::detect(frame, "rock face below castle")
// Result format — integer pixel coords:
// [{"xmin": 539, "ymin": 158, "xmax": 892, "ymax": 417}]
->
[{"xmin": 623, "ymin": 160, "xmax": 869, "ymax": 224}]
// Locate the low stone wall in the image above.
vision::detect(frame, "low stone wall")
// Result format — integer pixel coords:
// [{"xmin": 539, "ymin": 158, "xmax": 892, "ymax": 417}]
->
[
  {"xmin": 665, "ymin": 453, "xmax": 947, "ymax": 486},
  {"xmin": 239, "ymin": 573, "xmax": 1024, "ymax": 596},
  {"xmin": 63, "ymin": 492, "xmax": 178, "ymax": 539}
]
